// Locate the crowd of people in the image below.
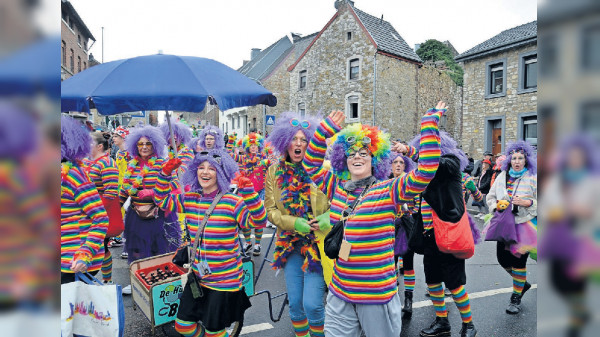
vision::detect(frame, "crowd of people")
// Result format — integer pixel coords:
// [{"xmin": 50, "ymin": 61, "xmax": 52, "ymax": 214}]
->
[{"xmin": 61, "ymin": 101, "xmax": 538, "ymax": 337}]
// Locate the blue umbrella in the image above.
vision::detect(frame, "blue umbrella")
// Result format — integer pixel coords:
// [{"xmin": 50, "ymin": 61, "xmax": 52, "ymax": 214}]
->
[
  {"xmin": 0, "ymin": 36, "xmax": 61, "ymax": 99},
  {"xmin": 61, "ymin": 53, "xmax": 277, "ymax": 115}
]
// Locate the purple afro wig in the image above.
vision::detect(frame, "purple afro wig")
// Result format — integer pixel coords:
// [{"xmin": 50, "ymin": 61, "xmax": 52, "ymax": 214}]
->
[
  {"xmin": 182, "ymin": 149, "xmax": 239, "ymax": 193},
  {"xmin": 198, "ymin": 125, "xmax": 224, "ymax": 150},
  {"xmin": 557, "ymin": 135, "xmax": 600, "ymax": 173},
  {"xmin": 160, "ymin": 121, "xmax": 192, "ymax": 147},
  {"xmin": 266, "ymin": 111, "xmax": 320, "ymax": 158},
  {"xmin": 389, "ymin": 152, "xmax": 416, "ymax": 174},
  {"xmin": 502, "ymin": 140, "xmax": 537, "ymax": 173},
  {"xmin": 187, "ymin": 137, "xmax": 202, "ymax": 152},
  {"xmin": 409, "ymin": 130, "xmax": 468, "ymax": 171},
  {"xmin": 329, "ymin": 123, "xmax": 392, "ymax": 181},
  {"xmin": 0, "ymin": 103, "xmax": 38, "ymax": 160},
  {"xmin": 61, "ymin": 114, "xmax": 91, "ymax": 162},
  {"xmin": 125, "ymin": 125, "xmax": 167, "ymax": 159}
]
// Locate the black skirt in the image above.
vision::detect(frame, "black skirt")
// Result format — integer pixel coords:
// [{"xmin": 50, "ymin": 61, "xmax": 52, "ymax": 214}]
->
[{"xmin": 176, "ymin": 280, "xmax": 251, "ymax": 332}]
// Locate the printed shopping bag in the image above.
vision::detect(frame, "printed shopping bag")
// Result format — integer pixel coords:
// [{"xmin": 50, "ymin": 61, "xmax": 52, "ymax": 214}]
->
[{"xmin": 61, "ymin": 273, "xmax": 125, "ymax": 337}]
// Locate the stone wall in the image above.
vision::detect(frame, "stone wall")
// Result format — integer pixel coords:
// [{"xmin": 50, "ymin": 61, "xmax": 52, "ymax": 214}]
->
[
  {"xmin": 461, "ymin": 43, "xmax": 537, "ymax": 158},
  {"xmin": 288, "ymin": 5, "xmax": 376, "ymax": 126}
]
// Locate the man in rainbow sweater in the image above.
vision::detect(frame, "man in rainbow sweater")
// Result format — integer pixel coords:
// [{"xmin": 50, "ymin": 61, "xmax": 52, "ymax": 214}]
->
[{"xmin": 302, "ymin": 102, "xmax": 445, "ymax": 337}]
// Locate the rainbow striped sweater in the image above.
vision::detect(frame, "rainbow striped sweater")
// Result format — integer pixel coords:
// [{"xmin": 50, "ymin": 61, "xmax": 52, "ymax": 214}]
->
[
  {"xmin": 119, "ymin": 156, "xmax": 165, "ymax": 207},
  {"xmin": 231, "ymin": 152, "xmax": 270, "ymax": 192},
  {"xmin": 154, "ymin": 173, "xmax": 267, "ymax": 292},
  {"xmin": 61, "ymin": 162, "xmax": 109, "ymax": 273},
  {"xmin": 302, "ymin": 110, "xmax": 442, "ymax": 304},
  {"xmin": 84, "ymin": 154, "xmax": 119, "ymax": 199}
]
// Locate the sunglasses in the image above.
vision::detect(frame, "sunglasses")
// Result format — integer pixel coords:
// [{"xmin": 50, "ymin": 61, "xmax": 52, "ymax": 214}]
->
[
  {"xmin": 290, "ymin": 118, "xmax": 311, "ymax": 129},
  {"xmin": 347, "ymin": 149, "xmax": 371, "ymax": 159},
  {"xmin": 346, "ymin": 136, "xmax": 371, "ymax": 146},
  {"xmin": 137, "ymin": 142, "xmax": 153, "ymax": 148},
  {"xmin": 198, "ymin": 151, "xmax": 222, "ymax": 165}
]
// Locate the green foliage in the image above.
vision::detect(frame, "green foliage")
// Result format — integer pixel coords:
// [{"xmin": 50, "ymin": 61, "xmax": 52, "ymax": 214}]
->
[{"xmin": 416, "ymin": 39, "xmax": 464, "ymax": 86}]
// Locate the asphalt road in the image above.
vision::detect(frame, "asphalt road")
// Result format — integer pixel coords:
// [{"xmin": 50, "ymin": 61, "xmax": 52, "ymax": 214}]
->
[{"xmin": 111, "ymin": 206, "xmax": 540, "ymax": 337}]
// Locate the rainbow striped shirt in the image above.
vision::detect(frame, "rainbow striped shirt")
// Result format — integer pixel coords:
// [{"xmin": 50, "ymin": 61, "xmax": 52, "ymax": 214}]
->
[
  {"xmin": 61, "ymin": 163, "xmax": 109, "ymax": 273},
  {"xmin": 154, "ymin": 173, "xmax": 267, "ymax": 292},
  {"xmin": 84, "ymin": 154, "xmax": 119, "ymax": 200},
  {"xmin": 302, "ymin": 110, "xmax": 442, "ymax": 304}
]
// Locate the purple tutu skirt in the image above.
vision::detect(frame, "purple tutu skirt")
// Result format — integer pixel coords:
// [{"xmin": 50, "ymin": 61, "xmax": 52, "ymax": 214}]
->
[{"xmin": 124, "ymin": 206, "xmax": 180, "ymax": 264}]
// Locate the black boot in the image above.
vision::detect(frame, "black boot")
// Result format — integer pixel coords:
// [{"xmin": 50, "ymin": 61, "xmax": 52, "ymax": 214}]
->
[
  {"xmin": 420, "ymin": 317, "xmax": 451, "ymax": 337},
  {"xmin": 506, "ymin": 293, "xmax": 522, "ymax": 314},
  {"xmin": 460, "ymin": 322, "xmax": 477, "ymax": 337},
  {"xmin": 521, "ymin": 281, "xmax": 531, "ymax": 298},
  {"xmin": 402, "ymin": 290, "xmax": 413, "ymax": 318}
]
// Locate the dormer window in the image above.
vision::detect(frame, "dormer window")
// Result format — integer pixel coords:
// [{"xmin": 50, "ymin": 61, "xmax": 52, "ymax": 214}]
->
[{"xmin": 347, "ymin": 32, "xmax": 352, "ymax": 41}]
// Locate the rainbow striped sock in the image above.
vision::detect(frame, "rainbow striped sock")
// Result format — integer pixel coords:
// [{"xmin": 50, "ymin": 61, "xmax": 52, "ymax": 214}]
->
[
  {"xmin": 427, "ymin": 283, "xmax": 448, "ymax": 317},
  {"xmin": 398, "ymin": 257, "xmax": 404, "ymax": 270},
  {"xmin": 205, "ymin": 329, "xmax": 228, "ymax": 337},
  {"xmin": 450, "ymin": 285, "xmax": 473, "ymax": 323},
  {"xmin": 101, "ymin": 250, "xmax": 112, "ymax": 282},
  {"xmin": 174, "ymin": 319, "xmax": 205, "ymax": 337},
  {"xmin": 291, "ymin": 317, "xmax": 310, "ymax": 337},
  {"xmin": 403, "ymin": 270, "xmax": 415, "ymax": 292},
  {"xmin": 512, "ymin": 267, "xmax": 527, "ymax": 295},
  {"xmin": 254, "ymin": 227, "xmax": 264, "ymax": 243},
  {"xmin": 309, "ymin": 320, "xmax": 325, "ymax": 337}
]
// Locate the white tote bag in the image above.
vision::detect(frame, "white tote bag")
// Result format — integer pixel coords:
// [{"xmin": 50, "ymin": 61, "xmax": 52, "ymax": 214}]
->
[{"xmin": 61, "ymin": 273, "xmax": 125, "ymax": 337}]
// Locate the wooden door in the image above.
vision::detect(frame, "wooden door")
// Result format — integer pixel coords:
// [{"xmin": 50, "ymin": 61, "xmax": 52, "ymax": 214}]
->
[{"xmin": 492, "ymin": 127, "xmax": 502, "ymax": 156}]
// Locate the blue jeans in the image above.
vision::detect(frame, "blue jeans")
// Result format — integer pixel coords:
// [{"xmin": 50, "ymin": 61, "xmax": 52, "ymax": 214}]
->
[{"xmin": 283, "ymin": 249, "xmax": 326, "ymax": 325}]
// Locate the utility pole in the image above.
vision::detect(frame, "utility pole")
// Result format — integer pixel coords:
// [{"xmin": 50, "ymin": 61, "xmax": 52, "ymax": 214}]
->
[{"xmin": 101, "ymin": 27, "xmax": 104, "ymax": 63}]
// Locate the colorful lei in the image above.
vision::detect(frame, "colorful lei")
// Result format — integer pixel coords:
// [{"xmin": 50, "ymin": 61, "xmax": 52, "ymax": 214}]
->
[
  {"xmin": 122, "ymin": 156, "xmax": 157, "ymax": 195},
  {"xmin": 275, "ymin": 160, "xmax": 312, "ymax": 219}
]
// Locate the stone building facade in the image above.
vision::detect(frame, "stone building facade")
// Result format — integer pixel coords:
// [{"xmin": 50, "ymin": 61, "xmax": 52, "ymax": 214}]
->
[
  {"xmin": 239, "ymin": 1, "xmax": 462, "ymax": 143},
  {"xmin": 456, "ymin": 21, "xmax": 537, "ymax": 158},
  {"xmin": 61, "ymin": 0, "xmax": 95, "ymax": 81}
]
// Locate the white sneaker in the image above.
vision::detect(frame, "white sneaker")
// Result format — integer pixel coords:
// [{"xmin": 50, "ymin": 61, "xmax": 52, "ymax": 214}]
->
[
  {"xmin": 122, "ymin": 285, "xmax": 132, "ymax": 295},
  {"xmin": 266, "ymin": 222, "xmax": 276, "ymax": 229}
]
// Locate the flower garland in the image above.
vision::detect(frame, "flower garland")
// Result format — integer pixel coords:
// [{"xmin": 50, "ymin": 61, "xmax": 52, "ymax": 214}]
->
[
  {"xmin": 275, "ymin": 160, "xmax": 312, "ymax": 218},
  {"xmin": 272, "ymin": 231, "xmax": 322, "ymax": 273},
  {"xmin": 167, "ymin": 144, "xmax": 185, "ymax": 160},
  {"xmin": 241, "ymin": 153, "xmax": 267, "ymax": 177},
  {"xmin": 122, "ymin": 156, "xmax": 157, "ymax": 195}
]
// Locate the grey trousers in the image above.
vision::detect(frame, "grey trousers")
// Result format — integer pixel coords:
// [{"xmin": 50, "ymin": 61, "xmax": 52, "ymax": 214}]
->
[{"xmin": 324, "ymin": 292, "xmax": 402, "ymax": 337}]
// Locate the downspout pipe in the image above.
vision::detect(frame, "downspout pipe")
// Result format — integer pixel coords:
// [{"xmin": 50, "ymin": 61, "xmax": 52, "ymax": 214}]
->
[{"xmin": 372, "ymin": 53, "xmax": 377, "ymax": 126}]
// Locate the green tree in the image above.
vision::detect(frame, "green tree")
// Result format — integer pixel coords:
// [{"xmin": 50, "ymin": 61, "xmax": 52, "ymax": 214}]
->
[{"xmin": 416, "ymin": 39, "xmax": 464, "ymax": 86}]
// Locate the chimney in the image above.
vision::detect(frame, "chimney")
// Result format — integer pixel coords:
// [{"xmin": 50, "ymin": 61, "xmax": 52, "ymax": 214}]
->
[
  {"xmin": 251, "ymin": 48, "xmax": 261, "ymax": 60},
  {"xmin": 415, "ymin": 43, "xmax": 421, "ymax": 52},
  {"xmin": 291, "ymin": 32, "xmax": 302, "ymax": 43},
  {"xmin": 334, "ymin": 0, "xmax": 353, "ymax": 10},
  {"xmin": 242, "ymin": 60, "xmax": 249, "ymax": 66}
]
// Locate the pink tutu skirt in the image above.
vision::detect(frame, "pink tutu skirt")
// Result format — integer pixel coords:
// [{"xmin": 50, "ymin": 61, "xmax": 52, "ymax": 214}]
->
[{"xmin": 509, "ymin": 217, "xmax": 537, "ymax": 257}]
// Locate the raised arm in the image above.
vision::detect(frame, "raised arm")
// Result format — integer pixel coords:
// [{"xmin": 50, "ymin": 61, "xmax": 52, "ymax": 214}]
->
[
  {"xmin": 153, "ymin": 158, "xmax": 185, "ymax": 213},
  {"xmin": 463, "ymin": 173, "xmax": 483, "ymax": 202},
  {"xmin": 234, "ymin": 176, "xmax": 267, "ymax": 230},
  {"xmin": 390, "ymin": 102, "xmax": 445, "ymax": 204},
  {"xmin": 302, "ymin": 111, "xmax": 344, "ymax": 199}
]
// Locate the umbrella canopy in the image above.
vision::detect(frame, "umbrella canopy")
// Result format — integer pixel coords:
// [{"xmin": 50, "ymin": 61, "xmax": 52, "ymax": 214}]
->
[
  {"xmin": 61, "ymin": 53, "xmax": 277, "ymax": 115},
  {"xmin": 0, "ymin": 36, "xmax": 61, "ymax": 99}
]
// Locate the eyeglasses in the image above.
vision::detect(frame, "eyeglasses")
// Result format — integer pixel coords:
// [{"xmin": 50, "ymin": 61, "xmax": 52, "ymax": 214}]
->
[
  {"xmin": 290, "ymin": 119, "xmax": 311, "ymax": 129},
  {"xmin": 198, "ymin": 151, "xmax": 222, "ymax": 165},
  {"xmin": 137, "ymin": 142, "xmax": 153, "ymax": 148},
  {"xmin": 347, "ymin": 149, "xmax": 371, "ymax": 159},
  {"xmin": 206, "ymin": 130, "xmax": 218, "ymax": 135},
  {"xmin": 346, "ymin": 136, "xmax": 371, "ymax": 146},
  {"xmin": 292, "ymin": 136, "xmax": 308, "ymax": 144}
]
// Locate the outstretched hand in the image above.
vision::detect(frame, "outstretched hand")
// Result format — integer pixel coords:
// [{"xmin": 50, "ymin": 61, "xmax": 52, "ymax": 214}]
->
[
  {"xmin": 390, "ymin": 141, "xmax": 408, "ymax": 154},
  {"xmin": 232, "ymin": 172, "xmax": 253, "ymax": 190},
  {"xmin": 328, "ymin": 110, "xmax": 345, "ymax": 128},
  {"xmin": 162, "ymin": 158, "xmax": 183, "ymax": 176}
]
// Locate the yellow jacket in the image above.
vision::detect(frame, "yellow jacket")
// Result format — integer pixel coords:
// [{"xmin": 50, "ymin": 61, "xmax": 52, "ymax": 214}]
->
[{"xmin": 264, "ymin": 163, "xmax": 334, "ymax": 286}]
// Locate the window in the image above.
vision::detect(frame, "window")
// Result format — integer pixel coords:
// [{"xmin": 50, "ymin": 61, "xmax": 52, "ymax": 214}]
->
[
  {"xmin": 490, "ymin": 64, "xmax": 503, "ymax": 94},
  {"xmin": 252, "ymin": 117, "xmax": 257, "ymax": 130},
  {"xmin": 485, "ymin": 59, "xmax": 506, "ymax": 98},
  {"xmin": 580, "ymin": 102, "xmax": 600, "ymax": 141},
  {"xmin": 347, "ymin": 32, "xmax": 352, "ymax": 41},
  {"xmin": 77, "ymin": 35, "xmax": 81, "ymax": 46},
  {"xmin": 539, "ymin": 35, "xmax": 558, "ymax": 77},
  {"xmin": 298, "ymin": 103, "xmax": 306, "ymax": 117},
  {"xmin": 83, "ymin": 61, "xmax": 87, "ymax": 70},
  {"xmin": 518, "ymin": 51, "xmax": 537, "ymax": 93},
  {"xmin": 299, "ymin": 70, "xmax": 307, "ymax": 89},
  {"xmin": 69, "ymin": 49, "xmax": 74, "ymax": 73},
  {"xmin": 62, "ymin": 40, "xmax": 66, "ymax": 65},
  {"xmin": 77, "ymin": 56, "xmax": 81, "ymax": 73},
  {"xmin": 237, "ymin": 115, "xmax": 240, "ymax": 129},
  {"xmin": 346, "ymin": 95, "xmax": 360, "ymax": 121},
  {"xmin": 349, "ymin": 58, "xmax": 360, "ymax": 80},
  {"xmin": 582, "ymin": 23, "xmax": 600, "ymax": 70},
  {"xmin": 518, "ymin": 112, "xmax": 538, "ymax": 147}
]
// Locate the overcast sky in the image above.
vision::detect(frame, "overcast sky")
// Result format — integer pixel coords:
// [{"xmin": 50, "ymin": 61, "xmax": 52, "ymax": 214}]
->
[{"xmin": 67, "ymin": 0, "xmax": 537, "ymax": 69}]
